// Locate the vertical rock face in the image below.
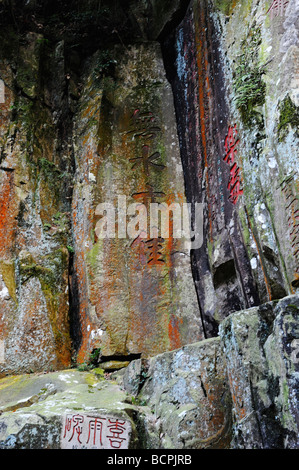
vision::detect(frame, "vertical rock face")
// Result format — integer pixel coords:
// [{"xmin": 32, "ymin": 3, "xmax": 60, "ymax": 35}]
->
[
  {"xmin": 0, "ymin": 0, "xmax": 205, "ymax": 375},
  {"xmin": 0, "ymin": 32, "xmax": 73, "ymax": 377},
  {"xmin": 162, "ymin": 0, "xmax": 260, "ymax": 337},
  {"xmin": 133, "ymin": 338, "xmax": 232, "ymax": 449},
  {"xmin": 162, "ymin": 0, "xmax": 298, "ymax": 336},
  {"xmin": 72, "ymin": 42, "xmax": 204, "ymax": 363},
  {"xmin": 220, "ymin": 295, "xmax": 299, "ymax": 449},
  {"xmin": 0, "ymin": 2, "xmax": 298, "ymax": 451}
]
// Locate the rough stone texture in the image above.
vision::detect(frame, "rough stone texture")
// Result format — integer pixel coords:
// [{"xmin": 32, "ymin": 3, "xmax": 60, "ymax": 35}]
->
[
  {"xmin": 0, "ymin": 369, "xmax": 139, "ymax": 449},
  {"xmin": 216, "ymin": 0, "xmax": 299, "ymax": 292},
  {"xmin": 72, "ymin": 41, "xmax": 204, "ymax": 364},
  {"xmin": 0, "ymin": 31, "xmax": 73, "ymax": 377},
  {"xmin": 119, "ymin": 338, "xmax": 232, "ymax": 449},
  {"xmin": 0, "ymin": 0, "xmax": 298, "ymax": 451},
  {"xmin": 162, "ymin": 0, "xmax": 298, "ymax": 336},
  {"xmin": 0, "ymin": 340, "xmax": 232, "ymax": 450},
  {"xmin": 0, "ymin": 295, "xmax": 298, "ymax": 449},
  {"xmin": 219, "ymin": 294, "xmax": 299, "ymax": 449},
  {"xmin": 0, "ymin": 0, "xmax": 204, "ymax": 374}
]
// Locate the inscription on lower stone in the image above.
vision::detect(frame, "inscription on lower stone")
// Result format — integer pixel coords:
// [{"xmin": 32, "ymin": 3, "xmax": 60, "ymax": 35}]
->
[{"xmin": 61, "ymin": 413, "xmax": 131, "ymax": 449}]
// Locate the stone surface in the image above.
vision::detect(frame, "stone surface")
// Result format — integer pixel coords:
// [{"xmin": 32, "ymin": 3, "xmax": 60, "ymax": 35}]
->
[
  {"xmin": 219, "ymin": 294, "xmax": 299, "ymax": 449},
  {"xmin": 0, "ymin": 31, "xmax": 73, "ymax": 377},
  {"xmin": 120, "ymin": 338, "xmax": 232, "ymax": 449},
  {"xmin": 0, "ymin": 0, "xmax": 298, "ymax": 451},
  {"xmin": 71, "ymin": 41, "xmax": 204, "ymax": 364},
  {"xmin": 0, "ymin": 340, "xmax": 232, "ymax": 450},
  {"xmin": 0, "ymin": 295, "xmax": 298, "ymax": 449},
  {"xmin": 162, "ymin": 0, "xmax": 298, "ymax": 336},
  {"xmin": 0, "ymin": 369, "xmax": 138, "ymax": 449}
]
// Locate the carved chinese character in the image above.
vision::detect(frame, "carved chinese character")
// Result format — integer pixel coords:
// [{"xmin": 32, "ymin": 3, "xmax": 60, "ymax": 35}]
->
[
  {"xmin": 223, "ymin": 125, "xmax": 243, "ymax": 205},
  {"xmin": 267, "ymin": 0, "xmax": 289, "ymax": 18},
  {"xmin": 65, "ymin": 414, "xmax": 84, "ymax": 444},
  {"xmin": 280, "ymin": 178, "xmax": 299, "ymax": 276},
  {"xmin": 126, "ymin": 109, "xmax": 161, "ymax": 141},
  {"xmin": 61, "ymin": 414, "xmax": 131, "ymax": 449},
  {"xmin": 63, "ymin": 414, "xmax": 73, "ymax": 439},
  {"xmin": 130, "ymin": 144, "xmax": 165, "ymax": 174},
  {"xmin": 86, "ymin": 417, "xmax": 106, "ymax": 447},
  {"xmin": 106, "ymin": 419, "xmax": 127, "ymax": 449},
  {"xmin": 224, "ymin": 125, "xmax": 239, "ymax": 165},
  {"xmin": 227, "ymin": 163, "xmax": 244, "ymax": 205},
  {"xmin": 145, "ymin": 232, "xmax": 165, "ymax": 266},
  {"xmin": 132, "ymin": 184, "xmax": 165, "ymax": 205}
]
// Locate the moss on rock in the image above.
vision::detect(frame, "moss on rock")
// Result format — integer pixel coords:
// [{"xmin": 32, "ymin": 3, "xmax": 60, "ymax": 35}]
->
[
  {"xmin": 232, "ymin": 25, "xmax": 266, "ymax": 129},
  {"xmin": 278, "ymin": 95, "xmax": 299, "ymax": 142}
]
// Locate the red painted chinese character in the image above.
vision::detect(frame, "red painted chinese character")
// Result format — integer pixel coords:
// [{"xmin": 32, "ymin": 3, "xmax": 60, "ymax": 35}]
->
[
  {"xmin": 227, "ymin": 163, "xmax": 244, "ymax": 205},
  {"xmin": 106, "ymin": 419, "xmax": 127, "ymax": 449},
  {"xmin": 63, "ymin": 415, "xmax": 73, "ymax": 438},
  {"xmin": 224, "ymin": 125, "xmax": 239, "ymax": 165},
  {"xmin": 67, "ymin": 414, "xmax": 84, "ymax": 444},
  {"xmin": 86, "ymin": 417, "xmax": 106, "ymax": 447}
]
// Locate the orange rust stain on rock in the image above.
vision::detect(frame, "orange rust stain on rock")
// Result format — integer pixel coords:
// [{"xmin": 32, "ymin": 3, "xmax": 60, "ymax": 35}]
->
[
  {"xmin": 168, "ymin": 316, "xmax": 183, "ymax": 350},
  {"xmin": 82, "ymin": 133, "xmax": 91, "ymax": 147},
  {"xmin": 228, "ymin": 373, "xmax": 246, "ymax": 420},
  {"xmin": 194, "ymin": 2, "xmax": 213, "ymax": 242},
  {"xmin": 0, "ymin": 172, "xmax": 17, "ymax": 258}
]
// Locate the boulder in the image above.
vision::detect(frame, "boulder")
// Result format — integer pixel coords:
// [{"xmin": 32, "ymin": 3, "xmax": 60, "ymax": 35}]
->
[
  {"xmin": 0, "ymin": 369, "xmax": 139, "ymax": 449},
  {"xmin": 219, "ymin": 294, "xmax": 299, "ymax": 448},
  {"xmin": 120, "ymin": 338, "xmax": 232, "ymax": 449}
]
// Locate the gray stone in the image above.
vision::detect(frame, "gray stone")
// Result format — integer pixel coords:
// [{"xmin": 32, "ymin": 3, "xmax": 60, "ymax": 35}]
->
[
  {"xmin": 219, "ymin": 294, "xmax": 299, "ymax": 449},
  {"xmin": 121, "ymin": 338, "xmax": 232, "ymax": 449},
  {"xmin": 0, "ymin": 370, "xmax": 139, "ymax": 449}
]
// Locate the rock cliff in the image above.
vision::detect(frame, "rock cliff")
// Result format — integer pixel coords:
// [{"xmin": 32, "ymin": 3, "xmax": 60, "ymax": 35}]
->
[{"xmin": 0, "ymin": 0, "xmax": 298, "ymax": 449}]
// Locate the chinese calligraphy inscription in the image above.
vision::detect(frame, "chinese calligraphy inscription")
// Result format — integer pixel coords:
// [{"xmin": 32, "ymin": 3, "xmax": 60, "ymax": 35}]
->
[
  {"xmin": 127, "ymin": 109, "xmax": 166, "ymax": 266},
  {"xmin": 280, "ymin": 176, "xmax": 299, "ymax": 283},
  {"xmin": 61, "ymin": 413, "xmax": 131, "ymax": 449},
  {"xmin": 223, "ymin": 125, "xmax": 243, "ymax": 205}
]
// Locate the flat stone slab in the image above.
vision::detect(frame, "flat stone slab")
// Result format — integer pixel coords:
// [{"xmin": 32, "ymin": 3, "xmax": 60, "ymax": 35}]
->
[
  {"xmin": 0, "ymin": 369, "xmax": 138, "ymax": 449},
  {"xmin": 61, "ymin": 412, "xmax": 131, "ymax": 449}
]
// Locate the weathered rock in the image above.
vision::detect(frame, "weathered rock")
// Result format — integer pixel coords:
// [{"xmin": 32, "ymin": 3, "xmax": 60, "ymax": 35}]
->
[
  {"xmin": 71, "ymin": 41, "xmax": 204, "ymax": 364},
  {"xmin": 120, "ymin": 338, "xmax": 232, "ymax": 449},
  {"xmin": 100, "ymin": 360, "xmax": 130, "ymax": 371},
  {"xmin": 0, "ymin": 341, "xmax": 232, "ymax": 450},
  {"xmin": 162, "ymin": 0, "xmax": 298, "ymax": 336},
  {"xmin": 0, "ymin": 369, "xmax": 139, "ymax": 449},
  {"xmin": 219, "ymin": 294, "xmax": 299, "ymax": 449},
  {"xmin": 0, "ymin": 0, "xmax": 298, "ymax": 451},
  {"xmin": 1, "ymin": 293, "xmax": 298, "ymax": 449},
  {"xmin": 0, "ymin": 32, "xmax": 73, "ymax": 377}
]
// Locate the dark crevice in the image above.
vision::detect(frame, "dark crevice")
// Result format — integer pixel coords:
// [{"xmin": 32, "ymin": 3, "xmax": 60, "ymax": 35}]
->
[
  {"xmin": 213, "ymin": 259, "xmax": 237, "ymax": 288},
  {"xmin": 199, "ymin": 376, "xmax": 207, "ymax": 398},
  {"xmin": 157, "ymin": 0, "xmax": 192, "ymax": 43},
  {"xmin": 68, "ymin": 250, "xmax": 82, "ymax": 362},
  {"xmin": 99, "ymin": 353, "xmax": 142, "ymax": 363}
]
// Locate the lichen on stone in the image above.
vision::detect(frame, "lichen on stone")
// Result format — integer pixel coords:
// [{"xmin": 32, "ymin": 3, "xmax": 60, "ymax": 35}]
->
[
  {"xmin": 277, "ymin": 95, "xmax": 299, "ymax": 142},
  {"xmin": 232, "ymin": 24, "xmax": 266, "ymax": 129}
]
